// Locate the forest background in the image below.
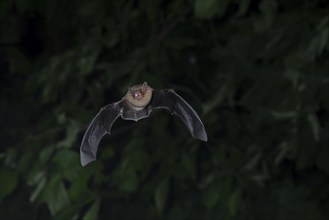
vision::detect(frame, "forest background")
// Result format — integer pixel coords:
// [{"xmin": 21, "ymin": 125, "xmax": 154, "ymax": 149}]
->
[{"xmin": 0, "ymin": 0, "xmax": 328, "ymax": 219}]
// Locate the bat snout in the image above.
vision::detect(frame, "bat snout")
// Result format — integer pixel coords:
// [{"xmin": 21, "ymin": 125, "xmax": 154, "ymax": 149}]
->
[{"xmin": 132, "ymin": 90, "xmax": 144, "ymax": 100}]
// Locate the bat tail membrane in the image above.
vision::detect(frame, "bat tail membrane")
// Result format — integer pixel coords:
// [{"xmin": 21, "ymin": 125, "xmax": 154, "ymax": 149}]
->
[{"xmin": 120, "ymin": 102, "xmax": 151, "ymax": 121}]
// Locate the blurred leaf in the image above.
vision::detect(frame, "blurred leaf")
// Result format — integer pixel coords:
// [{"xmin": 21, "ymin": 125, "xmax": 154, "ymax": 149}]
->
[
  {"xmin": 99, "ymin": 146, "xmax": 114, "ymax": 160},
  {"xmin": 30, "ymin": 175, "xmax": 46, "ymax": 202},
  {"xmin": 228, "ymin": 189, "xmax": 241, "ymax": 216},
  {"xmin": 78, "ymin": 48, "xmax": 100, "ymax": 76},
  {"xmin": 28, "ymin": 171, "xmax": 45, "ymax": 186},
  {"xmin": 1, "ymin": 0, "xmax": 329, "ymax": 219},
  {"xmin": 83, "ymin": 199, "xmax": 101, "ymax": 220},
  {"xmin": 53, "ymin": 150, "xmax": 80, "ymax": 182},
  {"xmin": 39, "ymin": 147, "xmax": 54, "ymax": 164},
  {"xmin": 6, "ymin": 48, "xmax": 31, "ymax": 72},
  {"xmin": 316, "ymin": 148, "xmax": 329, "ymax": 174},
  {"xmin": 181, "ymin": 152, "xmax": 197, "ymax": 179},
  {"xmin": 165, "ymin": 37, "xmax": 197, "ymax": 49},
  {"xmin": 279, "ymin": 187, "xmax": 326, "ymax": 220},
  {"xmin": 104, "ymin": 32, "xmax": 120, "ymax": 48},
  {"xmin": 242, "ymin": 153, "xmax": 262, "ymax": 171},
  {"xmin": 78, "ymin": 1, "xmax": 101, "ymax": 16},
  {"xmin": 128, "ymin": 148, "xmax": 149, "ymax": 171},
  {"xmin": 0, "ymin": 20, "xmax": 21, "ymax": 44},
  {"xmin": 17, "ymin": 151, "xmax": 33, "ymax": 173},
  {"xmin": 198, "ymin": 173, "xmax": 215, "ymax": 189},
  {"xmin": 118, "ymin": 171, "xmax": 139, "ymax": 192},
  {"xmin": 4, "ymin": 148, "xmax": 17, "ymax": 167},
  {"xmin": 317, "ymin": 27, "xmax": 328, "ymax": 54},
  {"xmin": 0, "ymin": 167, "xmax": 18, "ymax": 200},
  {"xmin": 57, "ymin": 120, "xmax": 80, "ymax": 148},
  {"xmin": 306, "ymin": 19, "xmax": 329, "ymax": 61},
  {"xmin": 275, "ymin": 141, "xmax": 290, "ymax": 165},
  {"xmin": 195, "ymin": 0, "xmax": 221, "ymax": 19},
  {"xmin": 140, "ymin": 0, "xmax": 159, "ymax": 26},
  {"xmin": 236, "ymin": 0, "xmax": 252, "ymax": 16},
  {"xmin": 67, "ymin": 163, "xmax": 99, "ymax": 203},
  {"xmin": 203, "ymin": 84, "xmax": 228, "ymax": 115},
  {"xmin": 0, "ymin": 0, "xmax": 12, "ymax": 22},
  {"xmin": 53, "ymin": 150, "xmax": 79, "ymax": 169},
  {"xmin": 251, "ymin": 174, "xmax": 268, "ymax": 187},
  {"xmin": 155, "ymin": 178, "xmax": 170, "ymax": 213},
  {"xmin": 284, "ymin": 69, "xmax": 299, "ymax": 88},
  {"xmin": 307, "ymin": 113, "xmax": 321, "ymax": 142},
  {"xmin": 203, "ymin": 186, "xmax": 220, "ymax": 208},
  {"xmin": 42, "ymin": 176, "xmax": 71, "ymax": 216},
  {"xmin": 258, "ymin": 0, "xmax": 277, "ymax": 28},
  {"xmin": 271, "ymin": 110, "xmax": 297, "ymax": 120}
]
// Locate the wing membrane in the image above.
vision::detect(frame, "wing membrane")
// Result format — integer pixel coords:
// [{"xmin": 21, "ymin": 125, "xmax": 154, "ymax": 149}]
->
[
  {"xmin": 150, "ymin": 89, "xmax": 208, "ymax": 141},
  {"xmin": 80, "ymin": 102, "xmax": 122, "ymax": 166}
]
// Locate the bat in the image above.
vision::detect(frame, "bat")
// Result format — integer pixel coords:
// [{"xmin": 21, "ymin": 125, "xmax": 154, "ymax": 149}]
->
[{"xmin": 80, "ymin": 82, "xmax": 207, "ymax": 166}]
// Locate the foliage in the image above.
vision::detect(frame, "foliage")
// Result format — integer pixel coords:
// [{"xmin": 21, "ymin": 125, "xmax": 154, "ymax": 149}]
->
[{"xmin": 1, "ymin": 0, "xmax": 329, "ymax": 219}]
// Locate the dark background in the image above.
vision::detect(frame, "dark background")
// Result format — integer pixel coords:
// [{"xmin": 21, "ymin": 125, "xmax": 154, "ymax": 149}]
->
[{"xmin": 0, "ymin": 0, "xmax": 328, "ymax": 219}]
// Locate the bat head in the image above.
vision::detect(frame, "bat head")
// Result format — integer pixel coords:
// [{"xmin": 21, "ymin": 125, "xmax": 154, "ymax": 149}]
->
[{"xmin": 125, "ymin": 82, "xmax": 153, "ymax": 108}]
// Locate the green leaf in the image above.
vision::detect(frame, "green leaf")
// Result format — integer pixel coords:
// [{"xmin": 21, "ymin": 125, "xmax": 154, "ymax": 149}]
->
[
  {"xmin": 53, "ymin": 149, "xmax": 79, "ymax": 170},
  {"xmin": 42, "ymin": 176, "xmax": 71, "ymax": 216},
  {"xmin": 83, "ymin": 199, "xmax": 101, "ymax": 220},
  {"xmin": 39, "ymin": 147, "xmax": 54, "ymax": 164},
  {"xmin": 198, "ymin": 173, "xmax": 215, "ymax": 189},
  {"xmin": 119, "ymin": 171, "xmax": 139, "ymax": 192},
  {"xmin": 181, "ymin": 153, "xmax": 197, "ymax": 179},
  {"xmin": 195, "ymin": 0, "xmax": 221, "ymax": 19},
  {"xmin": 104, "ymin": 32, "xmax": 120, "ymax": 48},
  {"xmin": 165, "ymin": 37, "xmax": 197, "ymax": 49},
  {"xmin": 17, "ymin": 151, "xmax": 33, "ymax": 173},
  {"xmin": 236, "ymin": 0, "xmax": 252, "ymax": 16},
  {"xmin": 275, "ymin": 142, "xmax": 290, "ymax": 165},
  {"xmin": 203, "ymin": 186, "xmax": 220, "ymax": 208},
  {"xmin": 258, "ymin": 0, "xmax": 277, "ymax": 26},
  {"xmin": 4, "ymin": 148, "xmax": 18, "ymax": 167},
  {"xmin": 57, "ymin": 120, "xmax": 80, "ymax": 148},
  {"xmin": 228, "ymin": 189, "xmax": 241, "ymax": 216},
  {"xmin": 155, "ymin": 178, "xmax": 170, "ymax": 213},
  {"xmin": 316, "ymin": 148, "xmax": 329, "ymax": 174},
  {"xmin": 0, "ymin": 167, "xmax": 18, "ymax": 200},
  {"xmin": 99, "ymin": 146, "xmax": 114, "ymax": 160},
  {"xmin": 203, "ymin": 84, "xmax": 229, "ymax": 115},
  {"xmin": 0, "ymin": 0, "xmax": 12, "ymax": 22},
  {"xmin": 78, "ymin": 1, "xmax": 101, "ymax": 16},
  {"xmin": 278, "ymin": 187, "xmax": 326, "ymax": 220},
  {"xmin": 30, "ymin": 175, "xmax": 46, "ymax": 202},
  {"xmin": 271, "ymin": 110, "xmax": 297, "ymax": 120},
  {"xmin": 317, "ymin": 27, "xmax": 328, "ymax": 55},
  {"xmin": 307, "ymin": 113, "xmax": 321, "ymax": 142},
  {"xmin": 242, "ymin": 153, "xmax": 262, "ymax": 170}
]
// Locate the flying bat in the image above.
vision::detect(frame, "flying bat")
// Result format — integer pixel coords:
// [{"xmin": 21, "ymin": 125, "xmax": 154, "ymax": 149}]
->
[{"xmin": 80, "ymin": 82, "xmax": 207, "ymax": 166}]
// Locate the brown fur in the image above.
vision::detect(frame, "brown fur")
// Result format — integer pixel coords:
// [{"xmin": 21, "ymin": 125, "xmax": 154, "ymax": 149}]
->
[{"xmin": 124, "ymin": 83, "xmax": 153, "ymax": 109}]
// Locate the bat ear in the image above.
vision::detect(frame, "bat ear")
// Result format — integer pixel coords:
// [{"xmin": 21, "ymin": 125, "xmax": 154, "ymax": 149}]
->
[{"xmin": 142, "ymin": 82, "xmax": 148, "ymax": 92}]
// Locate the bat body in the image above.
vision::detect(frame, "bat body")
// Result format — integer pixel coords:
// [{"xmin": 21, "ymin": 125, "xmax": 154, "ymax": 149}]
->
[{"xmin": 80, "ymin": 82, "xmax": 207, "ymax": 166}]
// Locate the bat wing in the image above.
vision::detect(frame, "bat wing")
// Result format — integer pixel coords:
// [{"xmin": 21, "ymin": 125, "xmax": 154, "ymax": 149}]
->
[
  {"xmin": 150, "ymin": 89, "xmax": 208, "ymax": 141},
  {"xmin": 80, "ymin": 102, "xmax": 122, "ymax": 166}
]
